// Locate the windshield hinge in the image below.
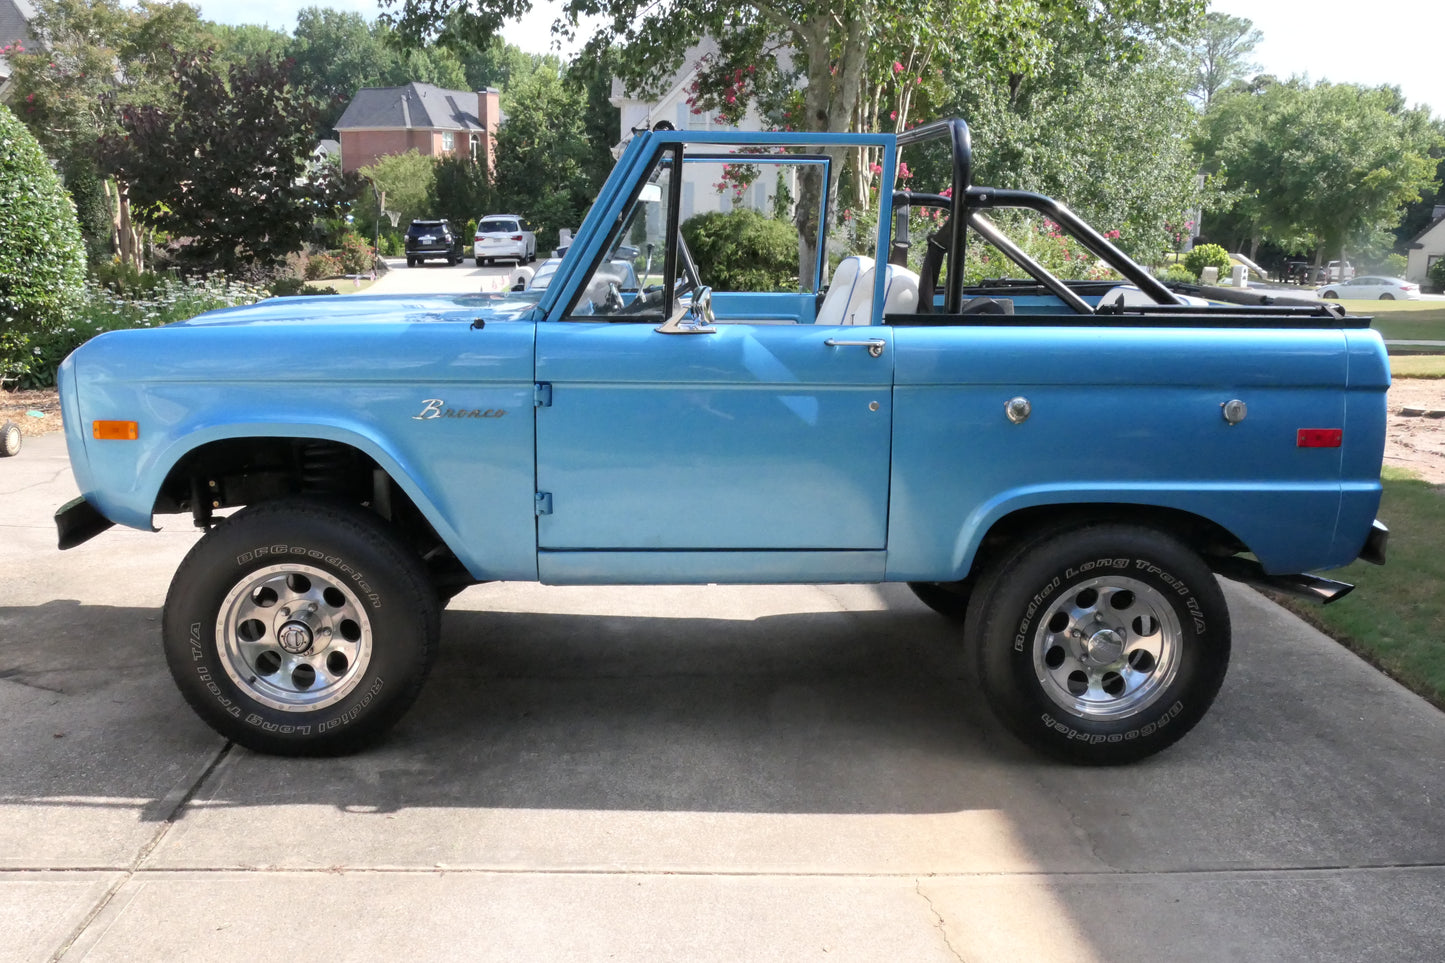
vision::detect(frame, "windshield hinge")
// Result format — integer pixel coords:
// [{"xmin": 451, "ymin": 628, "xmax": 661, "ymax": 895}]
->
[
  {"xmin": 534, "ymin": 382, "xmax": 552, "ymax": 407},
  {"xmin": 534, "ymin": 492, "xmax": 553, "ymax": 516}
]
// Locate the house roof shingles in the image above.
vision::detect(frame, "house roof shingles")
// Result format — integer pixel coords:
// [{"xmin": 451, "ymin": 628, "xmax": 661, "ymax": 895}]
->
[{"xmin": 335, "ymin": 82, "xmax": 494, "ymax": 132}]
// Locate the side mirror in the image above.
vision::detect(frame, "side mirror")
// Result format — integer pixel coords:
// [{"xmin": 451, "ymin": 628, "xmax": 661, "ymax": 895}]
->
[{"xmin": 655, "ymin": 286, "xmax": 716, "ymax": 335}]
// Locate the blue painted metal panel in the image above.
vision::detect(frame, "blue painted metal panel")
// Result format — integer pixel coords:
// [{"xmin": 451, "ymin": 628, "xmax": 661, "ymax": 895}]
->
[
  {"xmin": 535, "ymin": 322, "xmax": 893, "ymax": 550},
  {"xmin": 64, "ymin": 310, "xmax": 540, "ymax": 580},
  {"xmin": 709, "ymin": 291, "xmax": 818, "ymax": 325},
  {"xmin": 538, "ymin": 550, "xmax": 887, "ymax": 585},
  {"xmin": 885, "ymin": 325, "xmax": 1384, "ymax": 578}
]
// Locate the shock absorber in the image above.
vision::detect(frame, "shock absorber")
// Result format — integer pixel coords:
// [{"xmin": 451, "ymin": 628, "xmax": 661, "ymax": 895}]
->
[{"xmin": 298, "ymin": 442, "xmax": 352, "ymax": 496}]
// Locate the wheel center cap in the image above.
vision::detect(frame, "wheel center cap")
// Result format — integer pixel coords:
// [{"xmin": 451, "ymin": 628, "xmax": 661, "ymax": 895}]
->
[
  {"xmin": 278, "ymin": 620, "xmax": 314, "ymax": 655},
  {"xmin": 1084, "ymin": 627, "xmax": 1125, "ymax": 664}
]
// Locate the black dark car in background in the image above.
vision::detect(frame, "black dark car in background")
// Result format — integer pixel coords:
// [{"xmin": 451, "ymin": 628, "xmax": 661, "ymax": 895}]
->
[{"xmin": 405, "ymin": 220, "xmax": 464, "ymax": 267}]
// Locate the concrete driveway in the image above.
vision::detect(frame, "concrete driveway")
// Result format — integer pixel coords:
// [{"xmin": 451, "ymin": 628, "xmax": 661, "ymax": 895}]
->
[
  {"xmin": 4, "ymin": 426, "xmax": 1444, "ymax": 956},
  {"xmin": 369, "ymin": 257, "xmax": 522, "ymax": 295}
]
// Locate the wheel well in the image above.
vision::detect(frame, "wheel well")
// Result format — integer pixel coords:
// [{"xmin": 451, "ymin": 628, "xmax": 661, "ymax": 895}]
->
[
  {"xmin": 970, "ymin": 503, "xmax": 1246, "ymax": 581},
  {"xmin": 155, "ymin": 437, "xmax": 472, "ymax": 591}
]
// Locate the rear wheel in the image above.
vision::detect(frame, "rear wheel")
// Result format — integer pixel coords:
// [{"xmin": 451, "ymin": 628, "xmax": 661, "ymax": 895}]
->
[
  {"xmin": 966, "ymin": 524, "xmax": 1230, "ymax": 764},
  {"xmin": 406, "ymin": 257, "xmax": 416, "ymax": 267},
  {"xmin": 1379, "ymin": 293, "xmax": 1395, "ymax": 300},
  {"xmin": 162, "ymin": 499, "xmax": 440, "ymax": 755}
]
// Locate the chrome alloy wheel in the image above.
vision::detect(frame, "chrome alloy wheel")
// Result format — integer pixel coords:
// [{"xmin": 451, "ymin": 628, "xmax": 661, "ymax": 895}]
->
[
  {"xmin": 215, "ymin": 563, "xmax": 373, "ymax": 712},
  {"xmin": 1030, "ymin": 575, "xmax": 1183, "ymax": 720}
]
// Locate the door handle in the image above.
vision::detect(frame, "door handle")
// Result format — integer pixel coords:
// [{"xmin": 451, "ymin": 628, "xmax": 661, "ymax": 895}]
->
[{"xmin": 824, "ymin": 338, "xmax": 886, "ymax": 358}]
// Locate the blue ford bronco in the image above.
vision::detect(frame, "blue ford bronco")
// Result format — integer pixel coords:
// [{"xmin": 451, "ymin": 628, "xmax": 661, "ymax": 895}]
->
[{"xmin": 54, "ymin": 120, "xmax": 1388, "ymax": 763}]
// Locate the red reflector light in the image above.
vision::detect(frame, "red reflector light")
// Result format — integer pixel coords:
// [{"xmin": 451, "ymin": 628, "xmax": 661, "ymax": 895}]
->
[{"xmin": 1297, "ymin": 428, "xmax": 1342, "ymax": 448}]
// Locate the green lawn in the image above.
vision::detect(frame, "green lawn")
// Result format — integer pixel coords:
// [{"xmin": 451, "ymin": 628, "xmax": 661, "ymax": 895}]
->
[
  {"xmin": 1391, "ymin": 355, "xmax": 1445, "ymax": 378},
  {"xmin": 1278, "ymin": 468, "xmax": 1445, "ymax": 710},
  {"xmin": 1337, "ymin": 299, "xmax": 1445, "ymax": 342},
  {"xmin": 305, "ymin": 277, "xmax": 376, "ymax": 295}
]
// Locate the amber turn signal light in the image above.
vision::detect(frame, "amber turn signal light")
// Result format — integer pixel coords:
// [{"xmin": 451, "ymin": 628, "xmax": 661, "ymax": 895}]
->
[{"xmin": 92, "ymin": 420, "xmax": 139, "ymax": 441}]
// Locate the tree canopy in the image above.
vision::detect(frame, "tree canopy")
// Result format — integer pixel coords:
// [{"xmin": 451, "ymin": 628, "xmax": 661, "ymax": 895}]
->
[
  {"xmin": 1186, "ymin": 11, "xmax": 1260, "ymax": 107},
  {"xmin": 100, "ymin": 51, "xmax": 358, "ymax": 270},
  {"xmin": 1196, "ymin": 79, "xmax": 1442, "ymax": 264}
]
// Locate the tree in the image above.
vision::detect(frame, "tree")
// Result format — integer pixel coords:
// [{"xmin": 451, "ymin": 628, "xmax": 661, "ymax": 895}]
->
[
  {"xmin": 1187, "ymin": 12, "xmax": 1261, "ymax": 107},
  {"xmin": 360, "ymin": 150, "xmax": 437, "ymax": 227},
  {"xmin": 0, "ymin": 103, "xmax": 85, "ymax": 383},
  {"xmin": 5, "ymin": 0, "xmax": 226, "ymax": 269},
  {"xmin": 491, "ymin": 67, "xmax": 596, "ymax": 250},
  {"xmin": 1198, "ymin": 80, "xmax": 1442, "ymax": 265},
  {"xmin": 944, "ymin": 21, "xmax": 1206, "ymax": 258},
  {"xmin": 101, "ymin": 51, "xmax": 358, "ymax": 271},
  {"xmin": 382, "ymin": 0, "xmax": 1204, "ymax": 276}
]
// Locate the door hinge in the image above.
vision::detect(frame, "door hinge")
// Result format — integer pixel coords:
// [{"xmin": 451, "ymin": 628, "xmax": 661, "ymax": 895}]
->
[
  {"xmin": 534, "ymin": 491, "xmax": 553, "ymax": 515},
  {"xmin": 534, "ymin": 382, "xmax": 552, "ymax": 407}
]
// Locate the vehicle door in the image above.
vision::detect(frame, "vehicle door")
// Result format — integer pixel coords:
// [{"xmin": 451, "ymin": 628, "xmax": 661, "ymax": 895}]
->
[{"xmin": 533, "ymin": 141, "xmax": 895, "ymax": 560}]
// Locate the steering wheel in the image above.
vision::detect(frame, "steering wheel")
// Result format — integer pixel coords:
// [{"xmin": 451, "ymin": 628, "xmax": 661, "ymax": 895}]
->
[{"xmin": 614, "ymin": 284, "xmax": 666, "ymax": 316}]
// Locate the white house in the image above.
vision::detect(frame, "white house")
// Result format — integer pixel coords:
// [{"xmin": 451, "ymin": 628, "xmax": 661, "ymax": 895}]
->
[
  {"xmin": 610, "ymin": 41, "xmax": 785, "ymax": 223},
  {"xmin": 1406, "ymin": 204, "xmax": 1445, "ymax": 287}
]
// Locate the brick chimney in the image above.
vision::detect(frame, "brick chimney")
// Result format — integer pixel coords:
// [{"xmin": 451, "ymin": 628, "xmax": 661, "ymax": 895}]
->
[{"xmin": 476, "ymin": 88, "xmax": 500, "ymax": 174}]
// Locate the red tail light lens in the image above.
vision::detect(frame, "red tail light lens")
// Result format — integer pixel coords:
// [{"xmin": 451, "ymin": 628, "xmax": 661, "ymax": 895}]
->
[{"xmin": 511, "ymin": 234, "xmax": 523, "ymax": 241}]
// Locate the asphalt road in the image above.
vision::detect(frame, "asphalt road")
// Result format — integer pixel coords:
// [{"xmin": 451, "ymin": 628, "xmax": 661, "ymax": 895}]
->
[{"xmin": 3, "ymin": 274, "xmax": 1444, "ymax": 960}]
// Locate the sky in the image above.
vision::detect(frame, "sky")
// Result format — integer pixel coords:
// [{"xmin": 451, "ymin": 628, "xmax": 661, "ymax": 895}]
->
[
  {"xmin": 192, "ymin": 0, "xmax": 1443, "ymax": 118},
  {"xmin": 1207, "ymin": 0, "xmax": 1442, "ymax": 116}
]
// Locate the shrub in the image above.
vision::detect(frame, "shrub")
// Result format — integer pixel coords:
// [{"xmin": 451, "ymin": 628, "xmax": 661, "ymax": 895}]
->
[
  {"xmin": 304, "ymin": 253, "xmax": 344, "ymax": 280},
  {"xmin": 379, "ymin": 232, "xmax": 404, "ymax": 257},
  {"xmin": 0, "ymin": 103, "xmax": 86, "ymax": 384},
  {"xmin": 266, "ymin": 276, "xmax": 310, "ymax": 297},
  {"xmin": 1158, "ymin": 263, "xmax": 1196, "ymax": 284},
  {"xmin": 1429, "ymin": 258, "xmax": 1445, "ymax": 289},
  {"xmin": 681, "ymin": 208, "xmax": 799, "ymax": 291},
  {"xmin": 14, "ymin": 275, "xmax": 265, "ymax": 389},
  {"xmin": 336, "ymin": 233, "xmax": 375, "ymax": 276},
  {"xmin": 1182, "ymin": 243, "xmax": 1232, "ymax": 280},
  {"xmin": 1381, "ymin": 253, "xmax": 1408, "ymax": 278}
]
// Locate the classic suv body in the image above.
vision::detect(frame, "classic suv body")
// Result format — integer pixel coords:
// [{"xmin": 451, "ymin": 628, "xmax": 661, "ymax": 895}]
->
[
  {"xmin": 54, "ymin": 121, "xmax": 1388, "ymax": 763},
  {"xmin": 59, "ymin": 294, "xmax": 1386, "ymax": 583}
]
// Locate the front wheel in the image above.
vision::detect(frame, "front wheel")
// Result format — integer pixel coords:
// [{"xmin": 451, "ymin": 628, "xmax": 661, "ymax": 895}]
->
[
  {"xmin": 966, "ymin": 524, "xmax": 1230, "ymax": 764},
  {"xmin": 1321, "ymin": 290, "xmax": 1337, "ymax": 299},
  {"xmin": 162, "ymin": 499, "xmax": 440, "ymax": 755}
]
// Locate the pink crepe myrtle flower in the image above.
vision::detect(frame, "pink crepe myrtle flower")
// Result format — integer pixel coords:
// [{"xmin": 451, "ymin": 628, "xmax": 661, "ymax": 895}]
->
[{"xmin": 892, "ymin": 61, "xmax": 903, "ymax": 74}]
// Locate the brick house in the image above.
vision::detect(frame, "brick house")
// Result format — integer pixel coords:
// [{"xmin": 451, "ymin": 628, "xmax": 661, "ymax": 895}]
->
[{"xmin": 334, "ymin": 83, "xmax": 501, "ymax": 175}]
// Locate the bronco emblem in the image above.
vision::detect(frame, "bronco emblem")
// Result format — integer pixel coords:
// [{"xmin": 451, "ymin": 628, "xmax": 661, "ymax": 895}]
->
[{"xmin": 413, "ymin": 399, "xmax": 507, "ymax": 420}]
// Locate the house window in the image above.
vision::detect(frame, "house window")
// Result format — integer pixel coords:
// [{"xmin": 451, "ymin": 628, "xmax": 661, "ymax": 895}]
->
[{"xmin": 442, "ymin": 131, "xmax": 455, "ymax": 151}]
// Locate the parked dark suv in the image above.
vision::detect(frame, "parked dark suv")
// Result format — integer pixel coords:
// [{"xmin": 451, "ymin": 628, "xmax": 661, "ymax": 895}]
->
[{"xmin": 405, "ymin": 220, "xmax": 464, "ymax": 267}]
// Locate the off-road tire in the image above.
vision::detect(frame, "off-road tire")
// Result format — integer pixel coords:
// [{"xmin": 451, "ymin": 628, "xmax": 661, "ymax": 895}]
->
[
  {"xmin": 966, "ymin": 523, "xmax": 1230, "ymax": 765},
  {"xmin": 162, "ymin": 498, "xmax": 440, "ymax": 755}
]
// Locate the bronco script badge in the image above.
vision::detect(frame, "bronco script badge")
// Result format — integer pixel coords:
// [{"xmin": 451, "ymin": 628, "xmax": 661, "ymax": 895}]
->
[{"xmin": 413, "ymin": 399, "xmax": 507, "ymax": 420}]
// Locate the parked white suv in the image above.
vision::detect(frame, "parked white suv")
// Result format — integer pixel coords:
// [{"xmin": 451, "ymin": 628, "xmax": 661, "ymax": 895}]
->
[{"xmin": 474, "ymin": 215, "xmax": 536, "ymax": 266}]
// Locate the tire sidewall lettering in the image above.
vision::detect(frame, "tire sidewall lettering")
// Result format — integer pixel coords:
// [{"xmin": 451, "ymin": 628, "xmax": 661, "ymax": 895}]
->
[{"xmin": 233, "ymin": 543, "xmax": 381, "ymax": 608}]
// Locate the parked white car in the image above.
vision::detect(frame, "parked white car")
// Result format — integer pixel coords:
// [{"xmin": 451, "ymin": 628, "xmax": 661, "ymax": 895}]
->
[
  {"xmin": 474, "ymin": 215, "xmax": 536, "ymax": 266},
  {"xmin": 1317, "ymin": 275, "xmax": 1422, "ymax": 300}
]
